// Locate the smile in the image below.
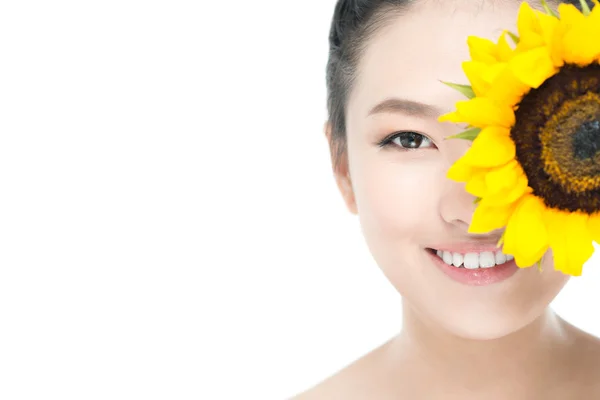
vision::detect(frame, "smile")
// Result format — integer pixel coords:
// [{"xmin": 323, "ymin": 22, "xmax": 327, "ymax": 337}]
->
[
  {"xmin": 425, "ymin": 248, "xmax": 520, "ymax": 286},
  {"xmin": 427, "ymin": 248, "xmax": 514, "ymax": 269}
]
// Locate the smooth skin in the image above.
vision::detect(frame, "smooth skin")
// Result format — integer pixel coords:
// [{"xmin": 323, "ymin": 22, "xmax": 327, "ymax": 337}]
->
[{"xmin": 295, "ymin": 1, "xmax": 600, "ymax": 399}]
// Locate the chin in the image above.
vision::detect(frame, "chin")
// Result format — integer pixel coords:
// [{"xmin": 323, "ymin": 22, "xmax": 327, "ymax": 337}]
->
[{"xmin": 435, "ymin": 306, "xmax": 545, "ymax": 341}]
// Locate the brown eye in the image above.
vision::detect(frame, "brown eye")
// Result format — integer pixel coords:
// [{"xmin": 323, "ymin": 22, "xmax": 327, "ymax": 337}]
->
[{"xmin": 380, "ymin": 131, "xmax": 434, "ymax": 150}]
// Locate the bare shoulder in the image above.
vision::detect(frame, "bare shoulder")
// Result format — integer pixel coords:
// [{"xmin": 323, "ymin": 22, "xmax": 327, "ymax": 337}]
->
[
  {"xmin": 580, "ymin": 333, "xmax": 600, "ymax": 396},
  {"xmin": 290, "ymin": 338, "xmax": 395, "ymax": 400},
  {"xmin": 565, "ymin": 324, "xmax": 600, "ymax": 394},
  {"xmin": 570, "ymin": 324, "xmax": 600, "ymax": 365}
]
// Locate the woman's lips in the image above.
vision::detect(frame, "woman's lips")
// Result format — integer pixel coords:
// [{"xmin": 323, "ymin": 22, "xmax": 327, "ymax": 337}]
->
[{"xmin": 426, "ymin": 248, "xmax": 519, "ymax": 286}]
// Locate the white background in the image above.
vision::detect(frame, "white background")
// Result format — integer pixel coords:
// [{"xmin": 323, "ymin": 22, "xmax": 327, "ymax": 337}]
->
[{"xmin": 1, "ymin": 1, "xmax": 599, "ymax": 399}]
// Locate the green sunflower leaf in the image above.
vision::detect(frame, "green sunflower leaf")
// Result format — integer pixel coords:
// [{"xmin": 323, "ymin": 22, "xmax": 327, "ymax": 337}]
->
[
  {"xmin": 580, "ymin": 0, "xmax": 591, "ymax": 15},
  {"xmin": 446, "ymin": 127, "xmax": 481, "ymax": 141},
  {"xmin": 506, "ymin": 31, "xmax": 520, "ymax": 45},
  {"xmin": 440, "ymin": 81, "xmax": 475, "ymax": 99},
  {"xmin": 541, "ymin": 0, "xmax": 558, "ymax": 17},
  {"xmin": 473, "ymin": 197, "xmax": 482, "ymax": 205}
]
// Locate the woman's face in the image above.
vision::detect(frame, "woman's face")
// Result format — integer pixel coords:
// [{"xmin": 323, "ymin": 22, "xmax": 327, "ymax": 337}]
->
[{"xmin": 332, "ymin": 0, "xmax": 570, "ymax": 340}]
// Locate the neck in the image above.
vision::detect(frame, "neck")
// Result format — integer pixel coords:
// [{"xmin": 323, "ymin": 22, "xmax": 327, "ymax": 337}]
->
[{"xmin": 391, "ymin": 302, "xmax": 575, "ymax": 396}]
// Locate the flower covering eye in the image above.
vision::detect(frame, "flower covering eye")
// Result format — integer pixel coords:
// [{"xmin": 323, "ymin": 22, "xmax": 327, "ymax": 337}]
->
[{"xmin": 438, "ymin": 0, "xmax": 600, "ymax": 277}]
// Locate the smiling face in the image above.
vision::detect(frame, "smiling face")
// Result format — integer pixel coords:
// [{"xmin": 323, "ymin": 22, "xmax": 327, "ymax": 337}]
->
[{"xmin": 329, "ymin": 0, "xmax": 571, "ymax": 340}]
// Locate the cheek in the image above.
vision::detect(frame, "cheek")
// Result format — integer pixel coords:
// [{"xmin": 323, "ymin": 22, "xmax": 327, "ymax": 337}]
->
[
  {"xmin": 515, "ymin": 250, "xmax": 571, "ymax": 305},
  {"xmin": 348, "ymin": 152, "xmax": 570, "ymax": 340},
  {"xmin": 352, "ymin": 159, "xmax": 445, "ymax": 319},
  {"xmin": 354, "ymin": 160, "xmax": 440, "ymax": 243}
]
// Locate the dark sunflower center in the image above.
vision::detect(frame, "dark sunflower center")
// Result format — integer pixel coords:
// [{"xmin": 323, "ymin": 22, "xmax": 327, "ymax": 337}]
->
[
  {"xmin": 510, "ymin": 64, "xmax": 600, "ymax": 213},
  {"xmin": 573, "ymin": 120, "xmax": 600, "ymax": 160}
]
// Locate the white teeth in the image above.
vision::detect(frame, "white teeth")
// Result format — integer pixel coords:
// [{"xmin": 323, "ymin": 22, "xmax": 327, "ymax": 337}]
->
[
  {"xmin": 463, "ymin": 253, "xmax": 480, "ymax": 269},
  {"xmin": 479, "ymin": 251, "xmax": 495, "ymax": 268},
  {"xmin": 452, "ymin": 252, "xmax": 464, "ymax": 267},
  {"xmin": 495, "ymin": 251, "xmax": 507, "ymax": 265},
  {"xmin": 434, "ymin": 248, "xmax": 513, "ymax": 269},
  {"xmin": 506, "ymin": 254, "xmax": 514, "ymax": 261},
  {"xmin": 442, "ymin": 251, "xmax": 453, "ymax": 265}
]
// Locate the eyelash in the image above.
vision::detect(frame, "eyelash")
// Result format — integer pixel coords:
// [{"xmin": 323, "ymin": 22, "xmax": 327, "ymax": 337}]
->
[{"xmin": 377, "ymin": 131, "xmax": 436, "ymax": 150}]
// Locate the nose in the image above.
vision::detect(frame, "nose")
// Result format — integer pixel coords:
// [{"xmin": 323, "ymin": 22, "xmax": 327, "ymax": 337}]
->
[
  {"xmin": 439, "ymin": 141, "xmax": 477, "ymax": 230},
  {"xmin": 439, "ymin": 175, "xmax": 477, "ymax": 230}
]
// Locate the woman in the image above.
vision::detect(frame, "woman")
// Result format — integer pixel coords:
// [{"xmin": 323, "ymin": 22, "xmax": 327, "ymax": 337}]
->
[{"xmin": 294, "ymin": 0, "xmax": 600, "ymax": 398}]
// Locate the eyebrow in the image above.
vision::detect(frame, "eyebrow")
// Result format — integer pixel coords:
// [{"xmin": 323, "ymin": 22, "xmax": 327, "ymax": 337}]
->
[{"xmin": 367, "ymin": 97, "xmax": 442, "ymax": 119}]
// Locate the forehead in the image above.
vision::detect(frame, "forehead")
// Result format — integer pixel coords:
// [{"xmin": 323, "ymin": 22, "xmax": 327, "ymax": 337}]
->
[{"xmin": 347, "ymin": 1, "xmax": 522, "ymax": 117}]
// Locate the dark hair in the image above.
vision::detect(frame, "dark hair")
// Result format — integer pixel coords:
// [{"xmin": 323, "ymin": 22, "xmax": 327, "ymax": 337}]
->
[
  {"xmin": 325, "ymin": 0, "xmax": 413, "ymax": 170},
  {"xmin": 325, "ymin": 0, "xmax": 594, "ymax": 170}
]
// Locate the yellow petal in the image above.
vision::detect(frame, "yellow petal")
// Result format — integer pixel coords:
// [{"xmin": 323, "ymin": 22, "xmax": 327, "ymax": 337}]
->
[
  {"xmin": 545, "ymin": 209, "xmax": 569, "ymax": 273},
  {"xmin": 505, "ymin": 175, "xmax": 530, "ymax": 205},
  {"xmin": 546, "ymin": 209, "xmax": 593, "ymax": 276},
  {"xmin": 509, "ymin": 46, "xmax": 558, "ymax": 88},
  {"xmin": 502, "ymin": 195, "xmax": 549, "ymax": 267},
  {"xmin": 496, "ymin": 31, "xmax": 515, "ymax": 62},
  {"xmin": 592, "ymin": 0, "xmax": 600, "ymax": 17},
  {"xmin": 561, "ymin": 17, "xmax": 600, "ymax": 66},
  {"xmin": 462, "ymin": 126, "xmax": 515, "ymax": 168},
  {"xmin": 586, "ymin": 212, "xmax": 600, "ymax": 243},
  {"xmin": 439, "ymin": 98, "xmax": 515, "ymax": 128},
  {"xmin": 462, "ymin": 159, "xmax": 528, "ymax": 203},
  {"xmin": 465, "ymin": 170, "xmax": 488, "ymax": 197},
  {"xmin": 517, "ymin": 2, "xmax": 540, "ymax": 39},
  {"xmin": 484, "ymin": 164, "xmax": 531, "ymax": 206},
  {"xmin": 485, "ymin": 67, "xmax": 531, "ymax": 107},
  {"xmin": 447, "ymin": 157, "xmax": 478, "ymax": 182},
  {"xmin": 516, "ymin": 3, "xmax": 555, "ymax": 53},
  {"xmin": 462, "ymin": 61, "xmax": 491, "ymax": 96},
  {"xmin": 548, "ymin": 19, "xmax": 567, "ymax": 67},
  {"xmin": 467, "ymin": 36, "xmax": 498, "ymax": 64},
  {"xmin": 468, "ymin": 198, "xmax": 517, "ymax": 234},
  {"xmin": 558, "ymin": 3, "xmax": 585, "ymax": 27},
  {"xmin": 563, "ymin": 213, "xmax": 593, "ymax": 276},
  {"xmin": 590, "ymin": 1, "xmax": 600, "ymax": 27},
  {"xmin": 481, "ymin": 62, "xmax": 508, "ymax": 86},
  {"xmin": 555, "ymin": 4, "xmax": 586, "ymax": 65},
  {"xmin": 483, "ymin": 159, "xmax": 519, "ymax": 191},
  {"xmin": 537, "ymin": 12, "xmax": 559, "ymax": 46},
  {"xmin": 515, "ymin": 33, "xmax": 546, "ymax": 53}
]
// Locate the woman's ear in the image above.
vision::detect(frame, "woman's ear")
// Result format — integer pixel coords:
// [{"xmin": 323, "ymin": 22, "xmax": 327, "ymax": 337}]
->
[{"xmin": 324, "ymin": 122, "xmax": 358, "ymax": 215}]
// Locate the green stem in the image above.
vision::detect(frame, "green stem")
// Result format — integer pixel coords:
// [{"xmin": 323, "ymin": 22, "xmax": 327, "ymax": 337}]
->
[
  {"xmin": 580, "ymin": 0, "xmax": 591, "ymax": 15},
  {"xmin": 506, "ymin": 31, "xmax": 520, "ymax": 45},
  {"xmin": 440, "ymin": 81, "xmax": 475, "ymax": 99},
  {"xmin": 446, "ymin": 127, "xmax": 481, "ymax": 141},
  {"xmin": 541, "ymin": 0, "xmax": 558, "ymax": 17}
]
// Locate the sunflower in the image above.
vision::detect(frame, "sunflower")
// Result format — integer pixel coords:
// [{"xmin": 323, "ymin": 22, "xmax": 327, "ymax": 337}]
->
[{"xmin": 439, "ymin": 0, "xmax": 600, "ymax": 276}]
